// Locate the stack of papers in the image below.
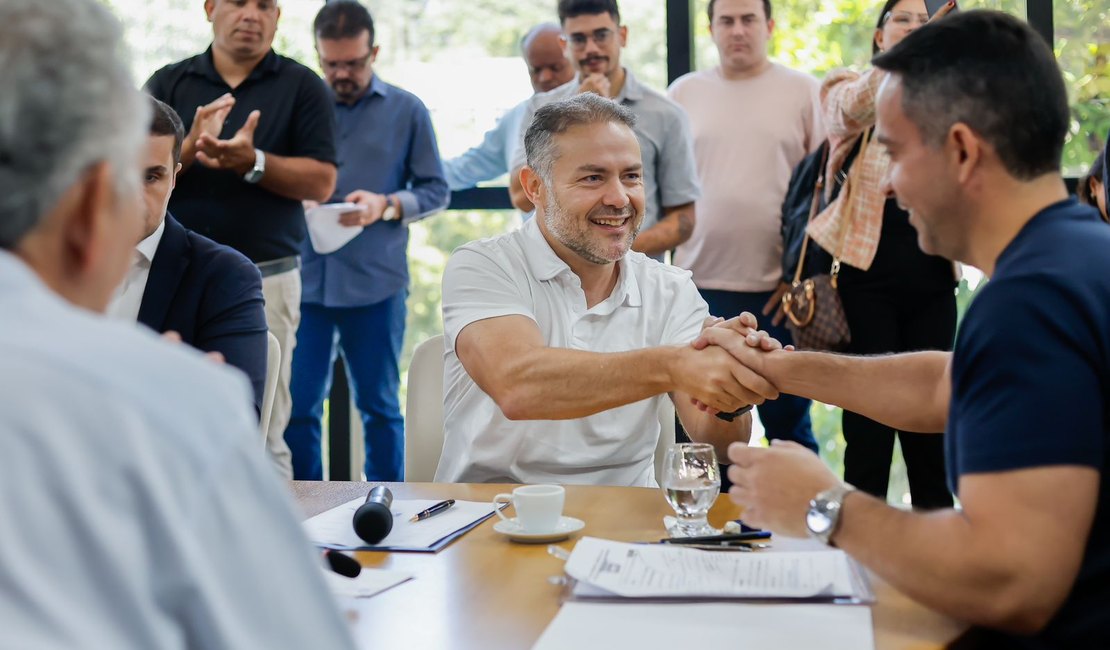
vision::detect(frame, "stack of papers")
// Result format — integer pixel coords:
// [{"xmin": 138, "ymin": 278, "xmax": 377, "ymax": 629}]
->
[
  {"xmin": 564, "ymin": 537, "xmax": 871, "ymax": 602},
  {"xmin": 304, "ymin": 498, "xmax": 500, "ymax": 553}
]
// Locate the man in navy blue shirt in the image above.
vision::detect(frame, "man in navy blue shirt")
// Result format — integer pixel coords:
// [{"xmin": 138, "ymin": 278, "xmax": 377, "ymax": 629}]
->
[
  {"xmin": 286, "ymin": 1, "xmax": 449, "ymax": 481},
  {"xmin": 696, "ymin": 12, "xmax": 1110, "ymax": 647}
]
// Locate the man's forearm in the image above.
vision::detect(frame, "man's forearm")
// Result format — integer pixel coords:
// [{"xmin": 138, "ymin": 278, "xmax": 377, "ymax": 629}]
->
[
  {"xmin": 833, "ymin": 488, "xmax": 1069, "ymax": 633},
  {"xmin": 490, "ymin": 346, "xmax": 679, "ymax": 420},
  {"xmin": 763, "ymin": 349, "xmax": 950, "ymax": 432},
  {"xmin": 258, "ymin": 154, "xmax": 336, "ymax": 203},
  {"xmin": 631, "ymin": 204, "xmax": 695, "ymax": 256}
]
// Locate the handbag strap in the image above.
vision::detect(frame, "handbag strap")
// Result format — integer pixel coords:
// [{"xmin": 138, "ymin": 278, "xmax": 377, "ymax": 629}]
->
[{"xmin": 791, "ymin": 143, "xmax": 831, "ymax": 286}]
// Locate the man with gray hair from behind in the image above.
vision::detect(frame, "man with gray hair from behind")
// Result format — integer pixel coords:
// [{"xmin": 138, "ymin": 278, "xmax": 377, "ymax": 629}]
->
[{"xmin": 0, "ymin": 1, "xmax": 356, "ymax": 648}]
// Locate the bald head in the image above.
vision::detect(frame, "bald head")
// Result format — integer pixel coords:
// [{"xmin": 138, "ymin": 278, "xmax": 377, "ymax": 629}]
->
[{"xmin": 522, "ymin": 23, "xmax": 573, "ymax": 93}]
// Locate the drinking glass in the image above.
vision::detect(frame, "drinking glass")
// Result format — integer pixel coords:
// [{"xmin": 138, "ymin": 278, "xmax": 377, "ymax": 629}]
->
[{"xmin": 660, "ymin": 443, "xmax": 721, "ymax": 537}]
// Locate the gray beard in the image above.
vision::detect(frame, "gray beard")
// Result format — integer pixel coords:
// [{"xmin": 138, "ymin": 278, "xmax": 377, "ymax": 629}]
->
[{"xmin": 542, "ymin": 190, "xmax": 640, "ymax": 265}]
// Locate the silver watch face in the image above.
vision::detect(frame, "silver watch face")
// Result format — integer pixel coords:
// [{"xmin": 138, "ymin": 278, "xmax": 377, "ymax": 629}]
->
[{"xmin": 806, "ymin": 504, "xmax": 833, "ymax": 535}]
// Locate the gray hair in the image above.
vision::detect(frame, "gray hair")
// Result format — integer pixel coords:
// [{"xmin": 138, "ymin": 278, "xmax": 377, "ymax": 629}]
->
[
  {"xmin": 520, "ymin": 22, "xmax": 561, "ymax": 55},
  {"xmin": 524, "ymin": 93, "xmax": 636, "ymax": 183},
  {"xmin": 0, "ymin": 0, "xmax": 149, "ymax": 249}
]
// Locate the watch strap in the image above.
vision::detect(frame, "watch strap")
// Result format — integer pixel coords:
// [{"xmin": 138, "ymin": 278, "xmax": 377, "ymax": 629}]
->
[
  {"xmin": 243, "ymin": 148, "xmax": 265, "ymax": 183},
  {"xmin": 382, "ymin": 195, "xmax": 399, "ymax": 221},
  {"xmin": 715, "ymin": 403, "xmax": 754, "ymax": 422}
]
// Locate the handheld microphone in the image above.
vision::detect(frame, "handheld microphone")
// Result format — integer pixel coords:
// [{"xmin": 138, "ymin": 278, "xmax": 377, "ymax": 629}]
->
[{"xmin": 352, "ymin": 485, "xmax": 394, "ymax": 544}]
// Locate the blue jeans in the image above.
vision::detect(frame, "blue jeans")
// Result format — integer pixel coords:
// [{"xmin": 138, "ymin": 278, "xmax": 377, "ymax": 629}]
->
[
  {"xmin": 285, "ymin": 290, "xmax": 406, "ymax": 481},
  {"xmin": 699, "ymin": 288, "xmax": 818, "ymax": 454}
]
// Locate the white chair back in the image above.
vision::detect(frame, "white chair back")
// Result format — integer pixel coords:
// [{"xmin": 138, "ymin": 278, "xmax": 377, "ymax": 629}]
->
[
  {"xmin": 260, "ymin": 331, "xmax": 281, "ymax": 444},
  {"xmin": 404, "ymin": 334, "xmax": 446, "ymax": 481}
]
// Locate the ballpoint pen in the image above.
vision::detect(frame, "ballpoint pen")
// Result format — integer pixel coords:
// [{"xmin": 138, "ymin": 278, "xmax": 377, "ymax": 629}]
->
[
  {"xmin": 409, "ymin": 499, "xmax": 456, "ymax": 522},
  {"xmin": 658, "ymin": 531, "xmax": 772, "ymax": 545}
]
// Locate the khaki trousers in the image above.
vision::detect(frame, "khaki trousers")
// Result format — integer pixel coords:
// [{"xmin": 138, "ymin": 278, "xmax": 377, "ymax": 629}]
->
[{"xmin": 261, "ymin": 268, "xmax": 300, "ymax": 478}]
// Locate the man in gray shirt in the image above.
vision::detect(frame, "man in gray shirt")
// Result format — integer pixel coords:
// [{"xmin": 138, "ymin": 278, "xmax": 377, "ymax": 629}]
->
[
  {"xmin": 0, "ymin": 2, "xmax": 355, "ymax": 648},
  {"xmin": 509, "ymin": 0, "xmax": 701, "ymax": 260}
]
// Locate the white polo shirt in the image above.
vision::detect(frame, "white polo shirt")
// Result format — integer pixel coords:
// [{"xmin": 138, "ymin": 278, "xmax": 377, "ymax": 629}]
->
[{"xmin": 436, "ymin": 218, "xmax": 709, "ymax": 487}]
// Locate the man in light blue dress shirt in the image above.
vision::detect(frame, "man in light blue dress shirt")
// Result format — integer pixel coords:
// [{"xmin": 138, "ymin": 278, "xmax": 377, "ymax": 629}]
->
[
  {"xmin": 287, "ymin": 1, "xmax": 449, "ymax": 481},
  {"xmin": 0, "ymin": 2, "xmax": 356, "ymax": 647},
  {"xmin": 443, "ymin": 23, "xmax": 574, "ymax": 192}
]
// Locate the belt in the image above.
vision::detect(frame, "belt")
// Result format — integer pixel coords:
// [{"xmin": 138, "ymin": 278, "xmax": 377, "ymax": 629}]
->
[{"xmin": 257, "ymin": 255, "xmax": 300, "ymax": 278}]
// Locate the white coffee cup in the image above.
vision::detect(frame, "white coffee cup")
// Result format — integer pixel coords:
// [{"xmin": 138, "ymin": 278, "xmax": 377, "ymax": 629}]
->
[{"xmin": 492, "ymin": 484, "xmax": 565, "ymax": 533}]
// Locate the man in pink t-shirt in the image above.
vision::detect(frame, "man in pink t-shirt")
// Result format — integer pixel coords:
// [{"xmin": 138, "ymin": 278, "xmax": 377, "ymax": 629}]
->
[{"xmin": 668, "ymin": 0, "xmax": 824, "ymax": 454}]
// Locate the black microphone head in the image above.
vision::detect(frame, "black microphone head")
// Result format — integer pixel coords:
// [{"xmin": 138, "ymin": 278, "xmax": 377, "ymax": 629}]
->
[{"xmin": 353, "ymin": 486, "xmax": 394, "ymax": 544}]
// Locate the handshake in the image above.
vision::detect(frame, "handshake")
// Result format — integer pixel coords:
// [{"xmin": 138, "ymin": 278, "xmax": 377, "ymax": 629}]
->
[{"xmin": 675, "ymin": 312, "xmax": 789, "ymax": 416}]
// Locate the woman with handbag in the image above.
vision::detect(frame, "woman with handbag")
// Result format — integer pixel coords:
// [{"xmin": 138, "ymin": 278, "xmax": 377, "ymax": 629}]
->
[{"xmin": 805, "ymin": 0, "xmax": 957, "ymax": 509}]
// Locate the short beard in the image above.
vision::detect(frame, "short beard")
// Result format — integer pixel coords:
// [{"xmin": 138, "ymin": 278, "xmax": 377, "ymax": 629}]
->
[
  {"xmin": 542, "ymin": 185, "xmax": 639, "ymax": 265},
  {"xmin": 331, "ymin": 80, "xmax": 362, "ymax": 102}
]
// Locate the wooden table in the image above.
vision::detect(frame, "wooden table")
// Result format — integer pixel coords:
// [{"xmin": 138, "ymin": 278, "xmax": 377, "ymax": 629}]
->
[{"xmin": 295, "ymin": 481, "xmax": 966, "ymax": 649}]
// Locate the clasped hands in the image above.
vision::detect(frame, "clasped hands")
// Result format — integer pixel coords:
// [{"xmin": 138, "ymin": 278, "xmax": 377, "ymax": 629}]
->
[
  {"xmin": 683, "ymin": 313, "xmax": 847, "ymax": 538},
  {"xmin": 677, "ymin": 311, "xmax": 788, "ymax": 416}
]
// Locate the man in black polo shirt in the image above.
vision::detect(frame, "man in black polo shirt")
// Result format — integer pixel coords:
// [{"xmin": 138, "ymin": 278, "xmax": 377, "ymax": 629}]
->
[{"xmin": 146, "ymin": 0, "xmax": 337, "ymax": 476}]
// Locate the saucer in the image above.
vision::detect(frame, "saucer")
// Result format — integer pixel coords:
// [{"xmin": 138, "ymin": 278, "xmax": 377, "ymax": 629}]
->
[{"xmin": 492, "ymin": 516, "xmax": 585, "ymax": 543}]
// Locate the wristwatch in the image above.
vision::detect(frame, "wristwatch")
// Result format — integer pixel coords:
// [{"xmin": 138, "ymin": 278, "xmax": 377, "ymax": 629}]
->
[
  {"xmin": 715, "ymin": 404, "xmax": 754, "ymax": 422},
  {"xmin": 382, "ymin": 195, "xmax": 399, "ymax": 221},
  {"xmin": 243, "ymin": 148, "xmax": 265, "ymax": 184},
  {"xmin": 806, "ymin": 483, "xmax": 856, "ymax": 546}
]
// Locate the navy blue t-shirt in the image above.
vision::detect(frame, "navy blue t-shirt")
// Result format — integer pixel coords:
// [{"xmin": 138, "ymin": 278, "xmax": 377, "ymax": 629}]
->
[{"xmin": 947, "ymin": 198, "xmax": 1110, "ymax": 647}]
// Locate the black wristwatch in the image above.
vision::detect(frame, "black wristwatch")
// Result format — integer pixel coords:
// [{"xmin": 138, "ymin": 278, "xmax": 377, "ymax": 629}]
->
[{"xmin": 715, "ymin": 404, "xmax": 754, "ymax": 422}]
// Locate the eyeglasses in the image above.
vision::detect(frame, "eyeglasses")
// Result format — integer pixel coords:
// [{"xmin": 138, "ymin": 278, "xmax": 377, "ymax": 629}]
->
[
  {"xmin": 882, "ymin": 10, "xmax": 930, "ymax": 27},
  {"xmin": 565, "ymin": 28, "xmax": 615, "ymax": 49},
  {"xmin": 320, "ymin": 52, "xmax": 373, "ymax": 74}
]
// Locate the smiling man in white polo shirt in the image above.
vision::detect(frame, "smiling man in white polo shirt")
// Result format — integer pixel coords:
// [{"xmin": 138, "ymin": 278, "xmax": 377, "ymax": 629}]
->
[{"xmin": 437, "ymin": 94, "xmax": 777, "ymax": 487}]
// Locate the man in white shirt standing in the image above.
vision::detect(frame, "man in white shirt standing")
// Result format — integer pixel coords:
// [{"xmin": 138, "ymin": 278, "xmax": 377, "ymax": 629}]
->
[
  {"xmin": 437, "ymin": 94, "xmax": 777, "ymax": 486},
  {"xmin": 668, "ymin": 0, "xmax": 824, "ymax": 456},
  {"xmin": 0, "ymin": 2, "xmax": 356, "ymax": 648}
]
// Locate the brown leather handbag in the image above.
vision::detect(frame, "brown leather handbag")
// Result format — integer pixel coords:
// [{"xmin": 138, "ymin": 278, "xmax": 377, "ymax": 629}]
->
[{"xmin": 781, "ymin": 130, "xmax": 871, "ymax": 352}]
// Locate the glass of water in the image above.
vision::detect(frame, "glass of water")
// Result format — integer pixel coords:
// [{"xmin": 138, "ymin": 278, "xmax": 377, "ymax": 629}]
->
[{"xmin": 661, "ymin": 442, "xmax": 721, "ymax": 537}]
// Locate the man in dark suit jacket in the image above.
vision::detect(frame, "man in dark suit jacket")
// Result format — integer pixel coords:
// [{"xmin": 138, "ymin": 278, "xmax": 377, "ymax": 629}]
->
[{"xmin": 109, "ymin": 97, "xmax": 267, "ymax": 412}]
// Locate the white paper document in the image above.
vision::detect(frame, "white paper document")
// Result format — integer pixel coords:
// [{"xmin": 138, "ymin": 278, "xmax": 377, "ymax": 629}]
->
[
  {"xmin": 323, "ymin": 567, "xmax": 413, "ymax": 599},
  {"xmin": 565, "ymin": 537, "xmax": 856, "ymax": 599},
  {"xmin": 532, "ymin": 602, "xmax": 874, "ymax": 650},
  {"xmin": 304, "ymin": 498, "xmax": 499, "ymax": 552},
  {"xmin": 305, "ymin": 202, "xmax": 363, "ymax": 254}
]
